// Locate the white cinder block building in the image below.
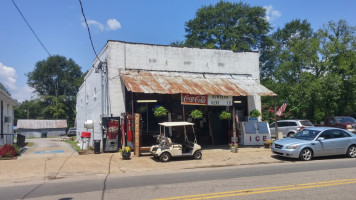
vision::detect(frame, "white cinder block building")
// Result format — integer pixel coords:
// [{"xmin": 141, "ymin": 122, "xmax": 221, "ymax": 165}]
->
[
  {"xmin": 0, "ymin": 88, "xmax": 19, "ymax": 146},
  {"xmin": 76, "ymin": 41, "xmax": 275, "ymax": 147}
]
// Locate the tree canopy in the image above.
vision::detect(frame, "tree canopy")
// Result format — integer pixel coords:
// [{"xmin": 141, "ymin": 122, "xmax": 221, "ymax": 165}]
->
[
  {"xmin": 261, "ymin": 20, "xmax": 356, "ymax": 123},
  {"xmin": 16, "ymin": 55, "xmax": 84, "ymax": 127},
  {"xmin": 180, "ymin": 1, "xmax": 271, "ymax": 51}
]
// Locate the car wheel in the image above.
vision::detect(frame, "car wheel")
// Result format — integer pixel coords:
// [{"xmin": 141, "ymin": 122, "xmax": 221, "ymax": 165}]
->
[
  {"xmin": 299, "ymin": 148, "xmax": 313, "ymax": 161},
  {"xmin": 193, "ymin": 150, "xmax": 202, "ymax": 159},
  {"xmin": 160, "ymin": 152, "xmax": 171, "ymax": 162},
  {"xmin": 287, "ymin": 132, "xmax": 295, "ymax": 137},
  {"xmin": 346, "ymin": 145, "xmax": 356, "ymax": 158}
]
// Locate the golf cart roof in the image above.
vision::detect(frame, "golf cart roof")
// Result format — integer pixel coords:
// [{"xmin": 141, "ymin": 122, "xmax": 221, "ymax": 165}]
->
[{"xmin": 158, "ymin": 122, "xmax": 195, "ymax": 127}]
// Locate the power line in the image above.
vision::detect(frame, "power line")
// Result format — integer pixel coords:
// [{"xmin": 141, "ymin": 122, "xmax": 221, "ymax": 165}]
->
[
  {"xmin": 11, "ymin": 0, "xmax": 51, "ymax": 57},
  {"xmin": 78, "ymin": 0, "xmax": 102, "ymax": 63}
]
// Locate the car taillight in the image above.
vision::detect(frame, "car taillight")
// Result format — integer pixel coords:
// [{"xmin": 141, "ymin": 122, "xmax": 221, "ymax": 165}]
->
[{"xmin": 298, "ymin": 126, "xmax": 306, "ymax": 130}]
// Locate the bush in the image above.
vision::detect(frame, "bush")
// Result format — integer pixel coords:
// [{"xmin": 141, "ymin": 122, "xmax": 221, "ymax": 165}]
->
[
  {"xmin": 0, "ymin": 144, "xmax": 19, "ymax": 158},
  {"xmin": 250, "ymin": 109, "xmax": 262, "ymax": 118}
]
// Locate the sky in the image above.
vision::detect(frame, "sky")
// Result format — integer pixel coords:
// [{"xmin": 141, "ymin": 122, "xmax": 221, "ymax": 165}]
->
[{"xmin": 1, "ymin": 0, "xmax": 356, "ymax": 102}]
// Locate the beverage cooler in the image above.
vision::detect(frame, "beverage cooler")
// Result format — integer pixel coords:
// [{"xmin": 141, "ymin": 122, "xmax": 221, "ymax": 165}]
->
[
  {"xmin": 102, "ymin": 117, "xmax": 121, "ymax": 152},
  {"xmin": 237, "ymin": 121, "xmax": 271, "ymax": 146}
]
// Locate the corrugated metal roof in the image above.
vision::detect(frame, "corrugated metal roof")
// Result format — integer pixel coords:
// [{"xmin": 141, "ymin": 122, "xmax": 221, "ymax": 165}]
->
[
  {"xmin": 120, "ymin": 70, "xmax": 276, "ymax": 96},
  {"xmin": 17, "ymin": 120, "xmax": 67, "ymax": 129}
]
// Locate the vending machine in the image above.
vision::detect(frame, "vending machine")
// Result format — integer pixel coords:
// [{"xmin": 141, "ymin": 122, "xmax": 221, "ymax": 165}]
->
[{"xmin": 102, "ymin": 117, "xmax": 121, "ymax": 152}]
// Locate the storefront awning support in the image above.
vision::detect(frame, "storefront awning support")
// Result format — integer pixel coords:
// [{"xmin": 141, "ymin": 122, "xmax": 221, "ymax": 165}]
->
[{"xmin": 274, "ymin": 96, "xmax": 279, "ymax": 139}]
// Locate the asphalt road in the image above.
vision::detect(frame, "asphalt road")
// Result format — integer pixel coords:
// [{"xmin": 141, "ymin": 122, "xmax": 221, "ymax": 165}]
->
[{"xmin": 1, "ymin": 156, "xmax": 356, "ymax": 200}]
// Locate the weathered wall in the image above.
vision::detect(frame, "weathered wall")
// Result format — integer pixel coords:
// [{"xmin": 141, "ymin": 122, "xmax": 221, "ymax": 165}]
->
[
  {"xmin": 17, "ymin": 128, "xmax": 66, "ymax": 138},
  {"xmin": 76, "ymin": 41, "xmax": 263, "ymax": 146}
]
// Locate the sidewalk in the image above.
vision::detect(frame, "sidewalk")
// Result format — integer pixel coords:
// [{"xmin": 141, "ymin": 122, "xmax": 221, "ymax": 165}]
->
[{"xmin": 0, "ymin": 146, "xmax": 279, "ymax": 185}]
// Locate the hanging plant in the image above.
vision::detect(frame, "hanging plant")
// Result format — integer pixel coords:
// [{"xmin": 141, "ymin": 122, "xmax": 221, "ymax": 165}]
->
[
  {"xmin": 153, "ymin": 106, "xmax": 168, "ymax": 117},
  {"xmin": 190, "ymin": 109, "xmax": 203, "ymax": 119},
  {"xmin": 219, "ymin": 111, "xmax": 231, "ymax": 120},
  {"xmin": 250, "ymin": 109, "xmax": 261, "ymax": 118}
]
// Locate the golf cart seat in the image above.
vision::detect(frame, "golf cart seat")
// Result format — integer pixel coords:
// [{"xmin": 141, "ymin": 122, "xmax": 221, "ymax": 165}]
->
[{"xmin": 166, "ymin": 138, "xmax": 173, "ymax": 147}]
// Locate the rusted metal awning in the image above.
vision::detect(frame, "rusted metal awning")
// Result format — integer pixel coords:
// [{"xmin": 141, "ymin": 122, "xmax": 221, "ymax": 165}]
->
[
  {"xmin": 17, "ymin": 120, "xmax": 67, "ymax": 129},
  {"xmin": 120, "ymin": 70, "xmax": 276, "ymax": 96}
]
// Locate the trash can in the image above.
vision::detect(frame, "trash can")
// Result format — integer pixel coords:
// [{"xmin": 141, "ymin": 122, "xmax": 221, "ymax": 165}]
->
[
  {"xmin": 41, "ymin": 132, "xmax": 48, "ymax": 138},
  {"xmin": 16, "ymin": 134, "xmax": 26, "ymax": 147},
  {"xmin": 80, "ymin": 132, "xmax": 91, "ymax": 149},
  {"xmin": 94, "ymin": 140, "xmax": 101, "ymax": 154}
]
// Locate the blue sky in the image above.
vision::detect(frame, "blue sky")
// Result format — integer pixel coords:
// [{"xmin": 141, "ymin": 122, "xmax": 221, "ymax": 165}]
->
[{"xmin": 1, "ymin": 0, "xmax": 355, "ymax": 102}]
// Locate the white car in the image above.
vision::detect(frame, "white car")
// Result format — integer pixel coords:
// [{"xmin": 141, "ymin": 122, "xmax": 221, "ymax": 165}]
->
[
  {"xmin": 269, "ymin": 120, "xmax": 314, "ymax": 138},
  {"xmin": 150, "ymin": 122, "xmax": 202, "ymax": 162}
]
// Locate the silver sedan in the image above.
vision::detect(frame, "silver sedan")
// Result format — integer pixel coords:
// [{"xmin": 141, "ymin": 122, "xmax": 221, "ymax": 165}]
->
[{"xmin": 271, "ymin": 127, "xmax": 356, "ymax": 161}]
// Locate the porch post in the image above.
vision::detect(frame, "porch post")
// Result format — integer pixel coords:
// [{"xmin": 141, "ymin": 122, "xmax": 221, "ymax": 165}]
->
[{"xmin": 274, "ymin": 96, "xmax": 278, "ymax": 139}]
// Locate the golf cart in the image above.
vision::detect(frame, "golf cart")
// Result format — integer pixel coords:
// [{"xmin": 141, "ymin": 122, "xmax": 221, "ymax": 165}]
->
[{"xmin": 149, "ymin": 122, "xmax": 202, "ymax": 162}]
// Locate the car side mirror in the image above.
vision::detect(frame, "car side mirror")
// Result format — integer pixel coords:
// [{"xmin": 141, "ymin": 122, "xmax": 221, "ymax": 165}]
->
[{"xmin": 317, "ymin": 137, "xmax": 325, "ymax": 141}]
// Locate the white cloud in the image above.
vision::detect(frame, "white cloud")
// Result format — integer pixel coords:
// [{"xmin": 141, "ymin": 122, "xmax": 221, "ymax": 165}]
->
[
  {"xmin": 264, "ymin": 5, "xmax": 281, "ymax": 22},
  {"xmin": 107, "ymin": 18, "xmax": 121, "ymax": 30},
  {"xmin": 0, "ymin": 63, "xmax": 17, "ymax": 90},
  {"xmin": 83, "ymin": 20, "xmax": 105, "ymax": 31},
  {"xmin": 11, "ymin": 85, "xmax": 36, "ymax": 103},
  {"xmin": 82, "ymin": 18, "xmax": 121, "ymax": 32},
  {"xmin": 0, "ymin": 62, "xmax": 35, "ymax": 102}
]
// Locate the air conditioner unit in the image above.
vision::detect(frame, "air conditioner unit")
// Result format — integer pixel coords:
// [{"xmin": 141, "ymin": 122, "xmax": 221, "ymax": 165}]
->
[{"xmin": 4, "ymin": 116, "xmax": 11, "ymax": 123}]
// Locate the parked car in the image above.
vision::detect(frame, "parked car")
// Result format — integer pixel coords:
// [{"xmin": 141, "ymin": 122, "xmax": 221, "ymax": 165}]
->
[
  {"xmin": 269, "ymin": 120, "xmax": 314, "ymax": 138},
  {"xmin": 150, "ymin": 122, "xmax": 202, "ymax": 162},
  {"xmin": 324, "ymin": 116, "xmax": 356, "ymax": 133},
  {"xmin": 271, "ymin": 127, "xmax": 356, "ymax": 161},
  {"xmin": 67, "ymin": 127, "xmax": 76, "ymax": 136}
]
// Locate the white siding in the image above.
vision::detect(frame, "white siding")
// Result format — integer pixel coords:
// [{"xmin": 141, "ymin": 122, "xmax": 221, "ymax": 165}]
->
[{"xmin": 76, "ymin": 41, "xmax": 264, "ymax": 146}]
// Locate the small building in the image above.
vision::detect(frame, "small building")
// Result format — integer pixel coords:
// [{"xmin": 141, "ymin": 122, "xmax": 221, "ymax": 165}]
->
[
  {"xmin": 76, "ymin": 40, "xmax": 276, "ymax": 147},
  {"xmin": 17, "ymin": 119, "xmax": 67, "ymax": 138},
  {"xmin": 0, "ymin": 88, "xmax": 19, "ymax": 146}
]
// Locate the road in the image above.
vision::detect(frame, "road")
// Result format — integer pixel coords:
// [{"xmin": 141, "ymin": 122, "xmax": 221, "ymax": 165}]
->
[{"xmin": 1, "ymin": 156, "xmax": 355, "ymax": 200}]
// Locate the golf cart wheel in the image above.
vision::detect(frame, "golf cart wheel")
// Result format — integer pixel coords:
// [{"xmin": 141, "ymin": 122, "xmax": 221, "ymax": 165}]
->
[
  {"xmin": 346, "ymin": 145, "xmax": 356, "ymax": 158},
  {"xmin": 160, "ymin": 152, "xmax": 171, "ymax": 162},
  {"xmin": 299, "ymin": 148, "xmax": 313, "ymax": 161},
  {"xmin": 193, "ymin": 150, "xmax": 202, "ymax": 159}
]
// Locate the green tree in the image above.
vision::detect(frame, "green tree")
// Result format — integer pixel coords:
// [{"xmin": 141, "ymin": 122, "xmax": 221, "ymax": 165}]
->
[
  {"xmin": 26, "ymin": 55, "xmax": 83, "ymax": 126},
  {"xmin": 14, "ymin": 99, "xmax": 43, "ymax": 125},
  {"xmin": 0, "ymin": 82, "xmax": 10, "ymax": 96},
  {"xmin": 182, "ymin": 1, "xmax": 271, "ymax": 51}
]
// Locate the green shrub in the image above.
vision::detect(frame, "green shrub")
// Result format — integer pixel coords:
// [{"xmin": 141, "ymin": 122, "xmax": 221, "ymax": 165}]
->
[
  {"xmin": 154, "ymin": 106, "xmax": 168, "ymax": 117},
  {"xmin": 190, "ymin": 109, "xmax": 203, "ymax": 119},
  {"xmin": 219, "ymin": 111, "xmax": 231, "ymax": 120}
]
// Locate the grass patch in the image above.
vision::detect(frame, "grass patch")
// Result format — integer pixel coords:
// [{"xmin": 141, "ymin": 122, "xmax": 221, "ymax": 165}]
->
[{"xmin": 64, "ymin": 136, "xmax": 80, "ymax": 151}]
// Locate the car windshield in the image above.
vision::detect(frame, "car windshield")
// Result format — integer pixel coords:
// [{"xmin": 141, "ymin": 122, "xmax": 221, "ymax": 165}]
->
[
  {"xmin": 292, "ymin": 129, "xmax": 320, "ymax": 140},
  {"xmin": 300, "ymin": 120, "xmax": 314, "ymax": 126},
  {"xmin": 335, "ymin": 117, "xmax": 356, "ymax": 123}
]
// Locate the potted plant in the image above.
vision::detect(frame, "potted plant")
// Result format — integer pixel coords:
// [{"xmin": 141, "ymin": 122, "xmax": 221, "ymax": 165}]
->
[
  {"xmin": 229, "ymin": 143, "xmax": 238, "ymax": 153},
  {"xmin": 189, "ymin": 109, "xmax": 203, "ymax": 120},
  {"xmin": 250, "ymin": 109, "xmax": 262, "ymax": 118},
  {"xmin": 264, "ymin": 139, "xmax": 273, "ymax": 148},
  {"xmin": 219, "ymin": 111, "xmax": 231, "ymax": 120},
  {"xmin": 121, "ymin": 146, "xmax": 131, "ymax": 160},
  {"xmin": 153, "ymin": 106, "xmax": 168, "ymax": 117}
]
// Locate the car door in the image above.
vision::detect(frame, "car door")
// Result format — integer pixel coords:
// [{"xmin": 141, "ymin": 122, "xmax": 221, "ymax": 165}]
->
[
  {"xmin": 332, "ymin": 130, "xmax": 351, "ymax": 154},
  {"xmin": 316, "ymin": 130, "xmax": 334, "ymax": 156}
]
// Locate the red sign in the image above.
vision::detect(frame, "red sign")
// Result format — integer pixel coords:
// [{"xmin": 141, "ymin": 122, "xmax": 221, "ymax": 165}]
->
[{"xmin": 181, "ymin": 94, "xmax": 208, "ymax": 105}]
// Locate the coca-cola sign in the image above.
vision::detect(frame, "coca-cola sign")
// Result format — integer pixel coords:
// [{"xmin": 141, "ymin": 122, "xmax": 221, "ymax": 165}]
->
[{"xmin": 181, "ymin": 94, "xmax": 208, "ymax": 105}]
